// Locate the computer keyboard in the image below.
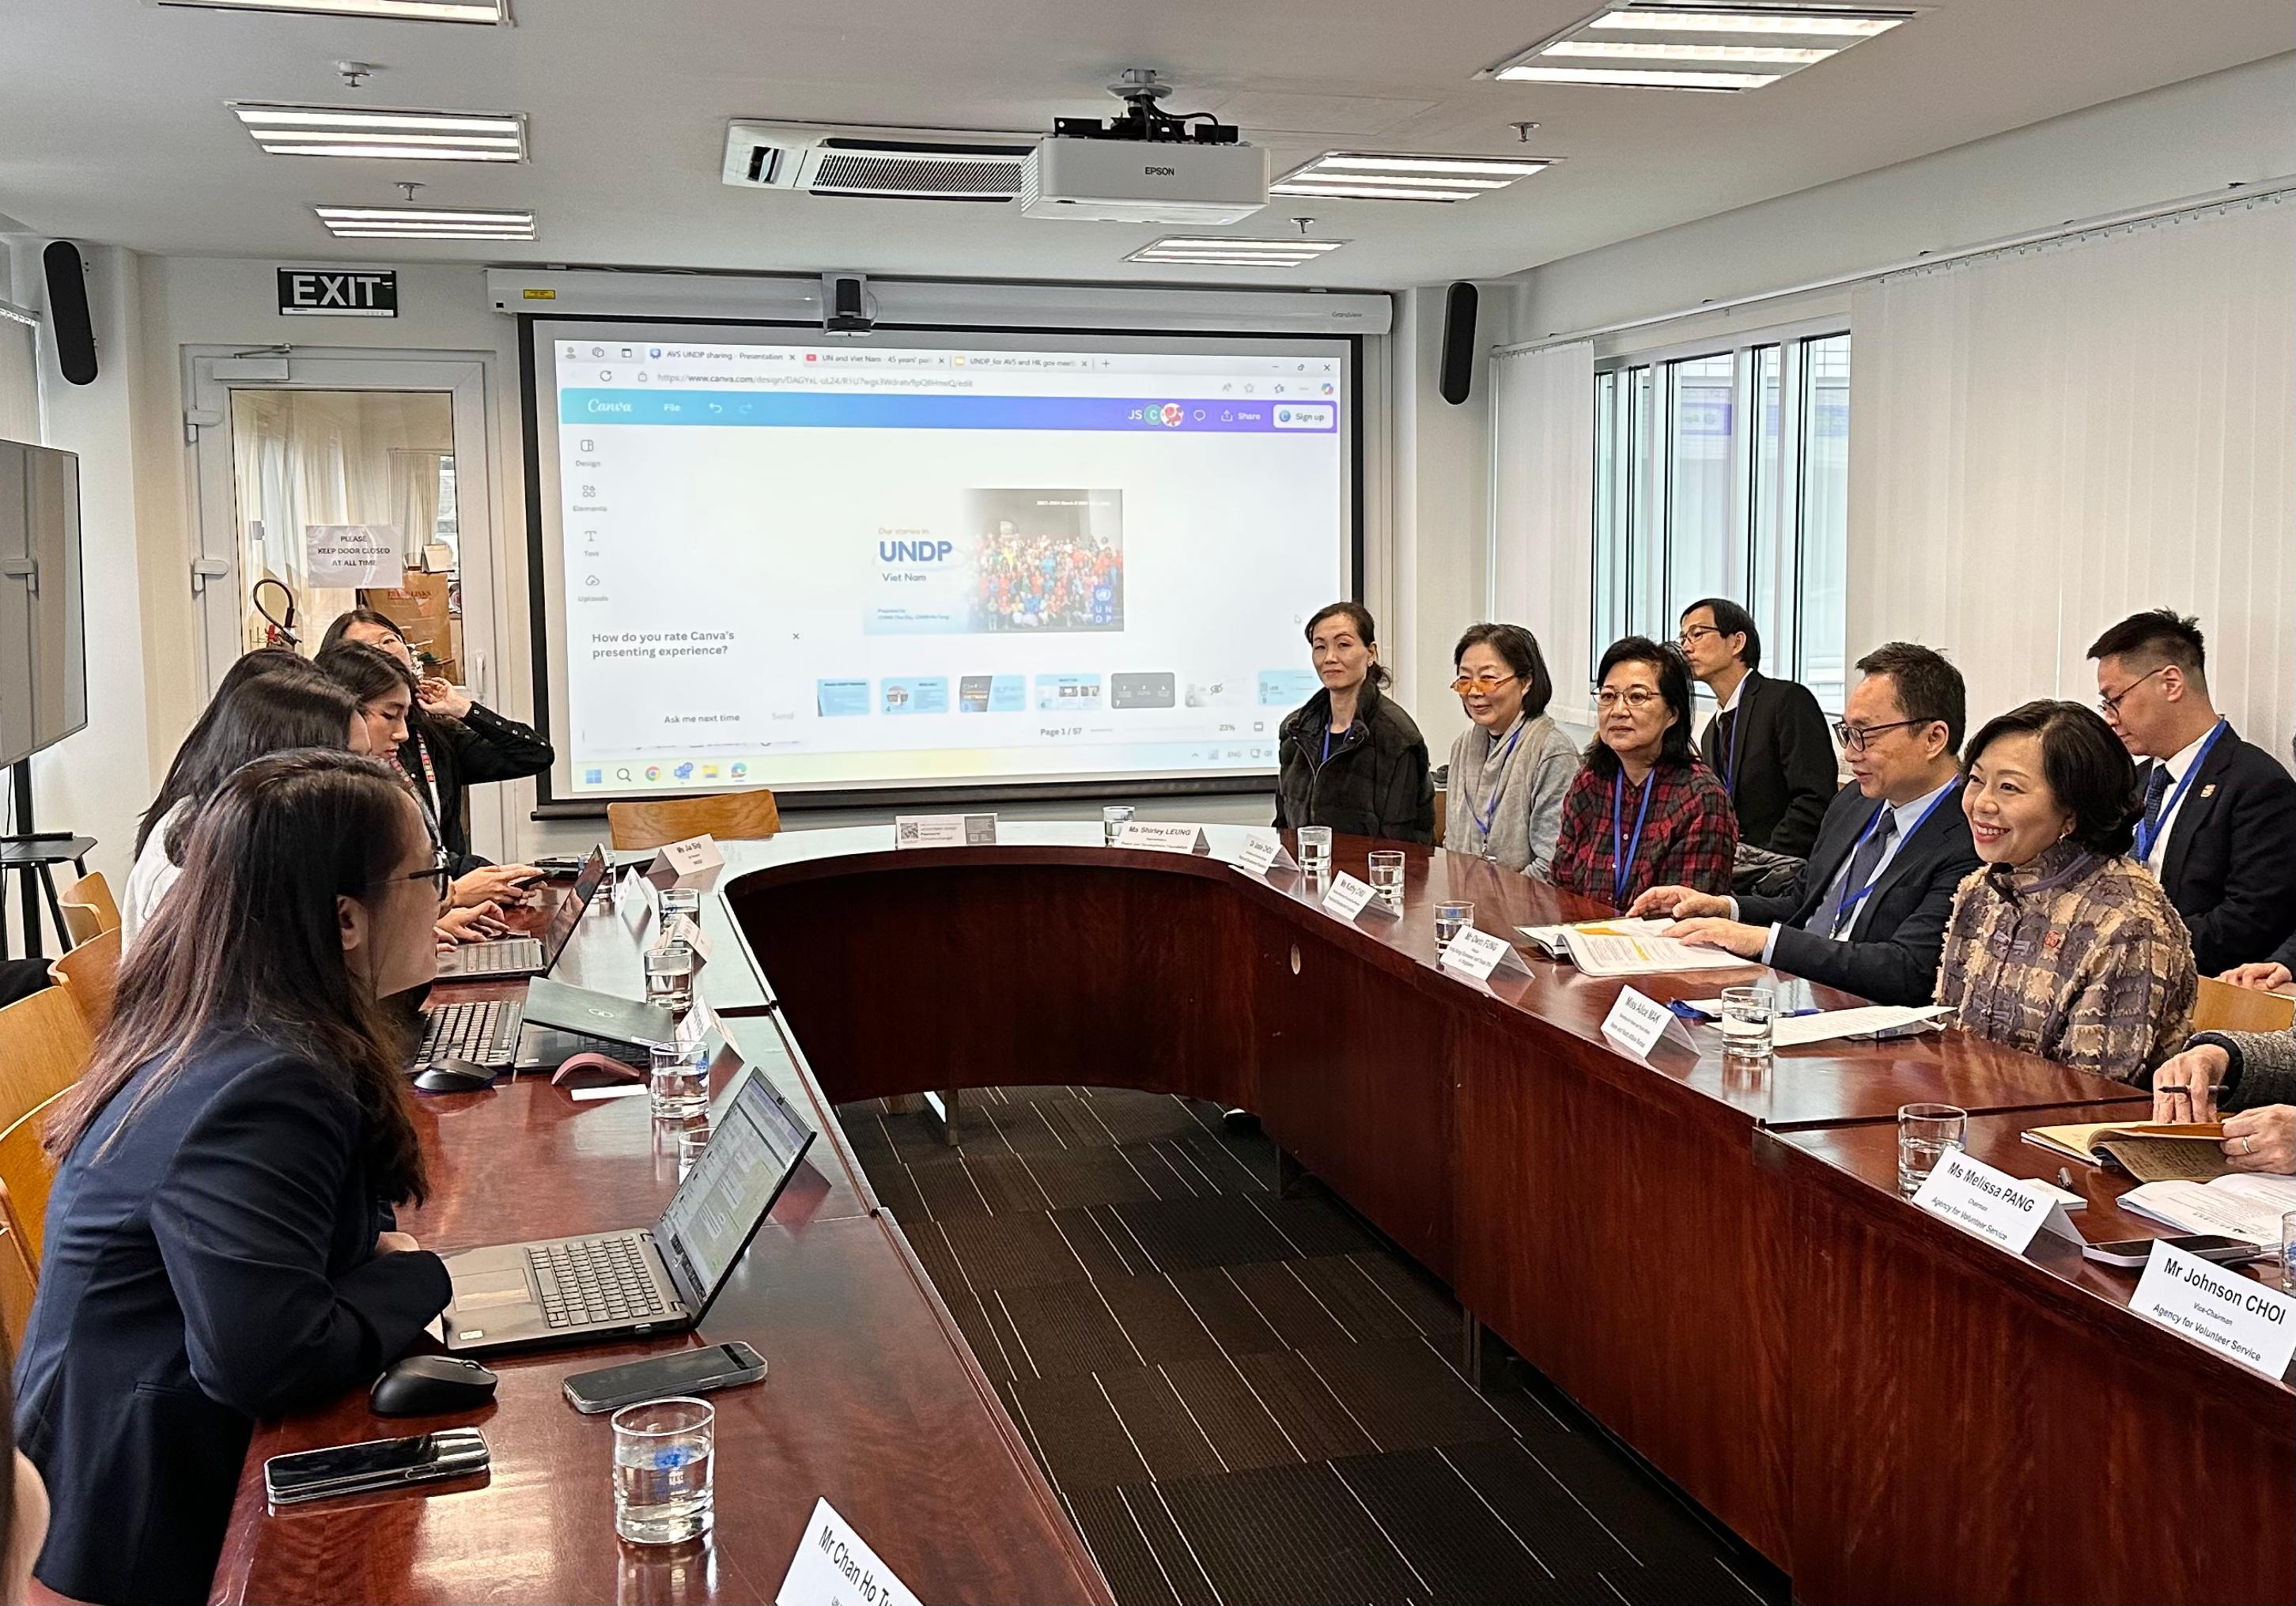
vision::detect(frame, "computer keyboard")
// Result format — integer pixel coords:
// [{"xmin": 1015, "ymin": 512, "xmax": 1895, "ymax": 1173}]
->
[
  {"xmin": 448, "ymin": 937, "xmax": 546, "ymax": 975},
  {"xmin": 417, "ymin": 999, "xmax": 526, "ymax": 1069},
  {"xmin": 528, "ymin": 1237, "xmax": 673, "ymax": 1328}
]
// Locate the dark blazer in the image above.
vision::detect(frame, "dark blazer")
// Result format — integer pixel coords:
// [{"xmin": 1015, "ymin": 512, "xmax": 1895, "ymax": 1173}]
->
[
  {"xmin": 2138, "ymin": 727, "xmax": 2296, "ymax": 977},
  {"xmin": 14, "ymin": 1035, "xmax": 451, "ymax": 1604},
  {"xmin": 1699, "ymin": 670, "xmax": 1837, "ymax": 859},
  {"xmin": 1738, "ymin": 778, "xmax": 1980, "ymax": 1005},
  {"xmin": 1272, "ymin": 682, "xmax": 1435, "ymax": 844},
  {"xmin": 403, "ymin": 702, "xmax": 555, "ymax": 867}
]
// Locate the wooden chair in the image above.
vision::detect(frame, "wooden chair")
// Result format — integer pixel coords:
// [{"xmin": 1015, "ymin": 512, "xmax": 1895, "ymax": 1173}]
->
[
  {"xmin": 2193, "ymin": 974, "xmax": 2296, "ymax": 1035},
  {"xmin": 607, "ymin": 789, "xmax": 781, "ymax": 852},
  {"xmin": 57, "ymin": 868, "xmax": 120, "ymax": 948},
  {"xmin": 49, "ymin": 926, "xmax": 121, "ymax": 1035},
  {"xmin": 0, "ymin": 1191, "xmax": 37, "ymax": 1355},
  {"xmin": 0, "ymin": 1090, "xmax": 65, "ymax": 1266},
  {"xmin": 0, "ymin": 986, "xmax": 93, "ymax": 1133}
]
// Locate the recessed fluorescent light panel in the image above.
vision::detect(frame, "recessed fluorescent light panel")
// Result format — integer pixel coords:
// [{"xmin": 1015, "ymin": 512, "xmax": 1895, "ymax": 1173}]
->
[
  {"xmin": 1126, "ymin": 237, "xmax": 1348, "ymax": 268},
  {"xmin": 160, "ymin": 0, "xmax": 507, "ymax": 20},
  {"xmin": 315, "ymin": 205, "xmax": 534, "ymax": 240},
  {"xmin": 1269, "ymin": 152, "xmax": 1551, "ymax": 204},
  {"xmin": 1490, "ymin": 4, "xmax": 1914, "ymax": 91},
  {"xmin": 230, "ymin": 102, "xmax": 528, "ymax": 161}
]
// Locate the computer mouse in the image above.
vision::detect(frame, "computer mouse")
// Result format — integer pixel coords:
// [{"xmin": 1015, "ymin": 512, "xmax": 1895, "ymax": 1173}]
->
[
  {"xmin": 369, "ymin": 1353, "xmax": 498, "ymax": 1417},
  {"xmin": 412, "ymin": 1058, "xmax": 497, "ymax": 1094},
  {"xmin": 547, "ymin": 1051, "xmax": 645, "ymax": 1086}
]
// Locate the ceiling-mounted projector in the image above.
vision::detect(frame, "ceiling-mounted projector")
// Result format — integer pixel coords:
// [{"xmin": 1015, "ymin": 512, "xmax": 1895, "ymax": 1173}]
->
[{"xmin": 1021, "ymin": 69, "xmax": 1268, "ymax": 225}]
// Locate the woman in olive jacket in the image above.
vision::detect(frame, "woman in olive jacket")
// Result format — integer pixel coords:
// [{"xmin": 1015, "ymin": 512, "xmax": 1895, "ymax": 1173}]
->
[{"xmin": 1272, "ymin": 603, "xmax": 1434, "ymax": 844}]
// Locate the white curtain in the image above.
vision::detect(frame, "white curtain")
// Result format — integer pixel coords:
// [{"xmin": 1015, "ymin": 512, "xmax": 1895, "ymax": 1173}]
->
[
  {"xmin": 1489, "ymin": 339, "xmax": 1596, "ymax": 720},
  {"xmin": 1848, "ymin": 195, "xmax": 2296, "ymax": 761},
  {"xmin": 0, "ymin": 318, "xmax": 36, "ymax": 446}
]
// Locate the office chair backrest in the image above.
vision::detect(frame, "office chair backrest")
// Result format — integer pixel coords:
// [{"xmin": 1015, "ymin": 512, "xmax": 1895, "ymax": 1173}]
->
[
  {"xmin": 607, "ymin": 789, "xmax": 781, "ymax": 852},
  {"xmin": 58, "ymin": 868, "xmax": 121, "ymax": 948},
  {"xmin": 48, "ymin": 926, "xmax": 121, "ymax": 1035},
  {"xmin": 0, "ymin": 1189, "xmax": 36, "ymax": 1357},
  {"xmin": 0, "ymin": 985, "xmax": 91, "ymax": 1132},
  {"xmin": 2192, "ymin": 974, "xmax": 2296, "ymax": 1036}
]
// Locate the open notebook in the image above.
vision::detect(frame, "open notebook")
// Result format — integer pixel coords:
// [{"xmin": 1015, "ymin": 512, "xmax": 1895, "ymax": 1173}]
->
[
  {"xmin": 1515, "ymin": 919, "xmax": 1755, "ymax": 977},
  {"xmin": 2117, "ymin": 1173, "xmax": 2296, "ymax": 1248},
  {"xmin": 2022, "ymin": 1120, "xmax": 2228, "ymax": 1183}
]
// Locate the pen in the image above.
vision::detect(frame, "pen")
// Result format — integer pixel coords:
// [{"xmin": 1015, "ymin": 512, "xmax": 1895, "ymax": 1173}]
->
[{"xmin": 2057, "ymin": 1167, "xmax": 2075, "ymax": 1189}]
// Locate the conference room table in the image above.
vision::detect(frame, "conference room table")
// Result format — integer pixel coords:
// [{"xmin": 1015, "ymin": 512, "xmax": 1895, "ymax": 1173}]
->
[{"xmin": 217, "ymin": 822, "xmax": 2294, "ymax": 1606}]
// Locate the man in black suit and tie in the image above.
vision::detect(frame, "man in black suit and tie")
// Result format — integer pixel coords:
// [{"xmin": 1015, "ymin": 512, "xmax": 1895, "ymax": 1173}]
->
[
  {"xmin": 1678, "ymin": 597, "xmax": 1837, "ymax": 859},
  {"xmin": 1630, "ymin": 642, "xmax": 1977, "ymax": 1005},
  {"xmin": 2090, "ymin": 608, "xmax": 2296, "ymax": 979}
]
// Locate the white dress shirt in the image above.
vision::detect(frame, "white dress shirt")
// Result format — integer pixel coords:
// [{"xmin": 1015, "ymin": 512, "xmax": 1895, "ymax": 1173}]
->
[
  {"xmin": 2140, "ymin": 727, "xmax": 2212, "ymax": 876},
  {"xmin": 1745, "ymin": 776, "xmax": 1959, "ymax": 962}
]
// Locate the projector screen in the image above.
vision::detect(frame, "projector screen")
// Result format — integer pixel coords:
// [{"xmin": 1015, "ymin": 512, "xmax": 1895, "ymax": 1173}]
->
[{"xmin": 524, "ymin": 319, "xmax": 1356, "ymax": 807}]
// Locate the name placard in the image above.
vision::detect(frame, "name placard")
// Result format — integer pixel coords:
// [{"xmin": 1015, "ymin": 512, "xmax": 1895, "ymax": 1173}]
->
[
  {"xmin": 1439, "ymin": 926, "xmax": 1533, "ymax": 983},
  {"xmin": 645, "ymin": 833, "xmax": 724, "ymax": 888},
  {"xmin": 619, "ymin": 867, "xmax": 656, "ymax": 931},
  {"xmin": 775, "ymin": 1496, "xmax": 919, "ymax": 1606},
  {"xmin": 1911, "ymin": 1149, "xmax": 2081, "ymax": 1254},
  {"xmin": 2131, "ymin": 1240, "xmax": 2296, "ymax": 1381},
  {"xmin": 894, "ymin": 813, "xmax": 997, "ymax": 848},
  {"xmin": 653, "ymin": 911, "xmax": 712, "ymax": 967},
  {"xmin": 1115, "ymin": 822, "xmax": 1209, "ymax": 856},
  {"xmin": 1230, "ymin": 831, "xmax": 1299, "ymax": 878},
  {"xmin": 1322, "ymin": 871, "xmax": 1395, "ymax": 921},
  {"xmin": 1600, "ymin": 987, "xmax": 1697, "ymax": 1059}
]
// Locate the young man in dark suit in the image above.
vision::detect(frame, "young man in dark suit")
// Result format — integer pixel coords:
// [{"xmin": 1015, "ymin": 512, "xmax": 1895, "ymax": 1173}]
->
[
  {"xmin": 1631, "ymin": 641, "xmax": 1978, "ymax": 1006},
  {"xmin": 1678, "ymin": 597, "xmax": 1836, "ymax": 859},
  {"xmin": 2090, "ymin": 608, "xmax": 2296, "ymax": 979}
]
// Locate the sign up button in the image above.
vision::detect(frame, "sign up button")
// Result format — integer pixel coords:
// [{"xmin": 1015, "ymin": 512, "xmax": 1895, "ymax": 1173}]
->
[{"xmin": 1273, "ymin": 403, "xmax": 1336, "ymax": 429}]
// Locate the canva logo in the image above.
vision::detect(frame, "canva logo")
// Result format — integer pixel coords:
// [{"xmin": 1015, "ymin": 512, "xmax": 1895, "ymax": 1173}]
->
[{"xmin": 879, "ymin": 539, "xmax": 955, "ymax": 563}]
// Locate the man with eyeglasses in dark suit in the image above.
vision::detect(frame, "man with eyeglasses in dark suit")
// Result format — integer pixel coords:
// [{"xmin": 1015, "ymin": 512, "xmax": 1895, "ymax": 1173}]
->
[{"xmin": 1678, "ymin": 597, "xmax": 1837, "ymax": 860}]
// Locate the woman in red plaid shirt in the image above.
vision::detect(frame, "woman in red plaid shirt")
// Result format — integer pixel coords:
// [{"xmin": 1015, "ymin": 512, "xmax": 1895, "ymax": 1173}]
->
[{"xmin": 1549, "ymin": 637, "xmax": 1739, "ymax": 908}]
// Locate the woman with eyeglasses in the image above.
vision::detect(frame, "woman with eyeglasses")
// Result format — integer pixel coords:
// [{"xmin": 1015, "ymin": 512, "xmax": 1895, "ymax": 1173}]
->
[
  {"xmin": 1441, "ymin": 623, "xmax": 1581, "ymax": 875},
  {"xmin": 1272, "ymin": 603, "xmax": 1435, "ymax": 844},
  {"xmin": 1548, "ymin": 637, "xmax": 1738, "ymax": 905},
  {"xmin": 17, "ymin": 750, "xmax": 452, "ymax": 1604}
]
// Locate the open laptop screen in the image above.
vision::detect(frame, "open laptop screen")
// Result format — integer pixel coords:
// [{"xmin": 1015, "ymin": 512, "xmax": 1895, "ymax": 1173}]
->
[
  {"xmin": 653, "ymin": 1071, "xmax": 814, "ymax": 1317},
  {"xmin": 534, "ymin": 843, "xmax": 610, "ymax": 966}
]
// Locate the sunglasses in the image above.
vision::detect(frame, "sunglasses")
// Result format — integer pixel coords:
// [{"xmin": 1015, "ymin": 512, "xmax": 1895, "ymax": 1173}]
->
[{"xmin": 1451, "ymin": 673, "xmax": 1519, "ymax": 695}]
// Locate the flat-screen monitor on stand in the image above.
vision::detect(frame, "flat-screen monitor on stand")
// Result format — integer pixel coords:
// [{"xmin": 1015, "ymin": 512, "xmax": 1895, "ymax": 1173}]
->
[{"xmin": 0, "ymin": 439, "xmax": 86, "ymax": 771}]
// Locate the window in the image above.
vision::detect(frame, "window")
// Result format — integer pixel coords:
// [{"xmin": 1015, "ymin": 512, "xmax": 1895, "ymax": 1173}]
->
[
  {"xmin": 0, "ymin": 261, "xmax": 38, "ymax": 446},
  {"xmin": 1590, "ymin": 329, "xmax": 1852, "ymax": 710}
]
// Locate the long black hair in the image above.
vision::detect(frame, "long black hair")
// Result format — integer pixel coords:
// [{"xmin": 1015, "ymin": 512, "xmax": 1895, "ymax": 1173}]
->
[
  {"xmin": 317, "ymin": 607, "xmax": 411, "ymax": 659},
  {"xmin": 1304, "ymin": 602, "xmax": 1391, "ymax": 691},
  {"xmin": 51, "ymin": 750, "xmax": 431, "ymax": 1204},
  {"xmin": 316, "ymin": 640, "xmax": 419, "ymax": 709},
  {"xmin": 1585, "ymin": 636, "xmax": 1698, "ymax": 780},
  {"xmin": 135, "ymin": 655, "xmax": 359, "ymax": 862}
]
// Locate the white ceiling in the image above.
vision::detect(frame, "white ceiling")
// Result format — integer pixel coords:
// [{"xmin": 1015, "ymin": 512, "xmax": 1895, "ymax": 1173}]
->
[{"xmin": 1, "ymin": 1, "xmax": 2288, "ymax": 289}]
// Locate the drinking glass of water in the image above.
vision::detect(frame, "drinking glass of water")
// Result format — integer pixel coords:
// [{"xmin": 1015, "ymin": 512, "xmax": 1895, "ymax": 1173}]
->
[
  {"xmin": 676, "ymin": 1122, "xmax": 711, "ymax": 1182},
  {"xmin": 2281, "ymin": 1210, "xmax": 2295, "ymax": 1294},
  {"xmin": 1367, "ymin": 850, "xmax": 1405, "ymax": 910},
  {"xmin": 1433, "ymin": 900, "xmax": 1475, "ymax": 951},
  {"xmin": 657, "ymin": 886, "xmax": 701, "ymax": 934},
  {"xmin": 1719, "ymin": 986, "xmax": 1776, "ymax": 1060},
  {"xmin": 1103, "ymin": 805, "xmax": 1134, "ymax": 845},
  {"xmin": 1296, "ymin": 826, "xmax": 1333, "ymax": 875},
  {"xmin": 612, "ymin": 1396, "xmax": 715, "ymax": 1545},
  {"xmin": 644, "ymin": 943, "xmax": 696, "ymax": 1014},
  {"xmin": 1897, "ymin": 1102, "xmax": 1967, "ymax": 1196},
  {"xmin": 649, "ymin": 1043, "xmax": 709, "ymax": 1124}
]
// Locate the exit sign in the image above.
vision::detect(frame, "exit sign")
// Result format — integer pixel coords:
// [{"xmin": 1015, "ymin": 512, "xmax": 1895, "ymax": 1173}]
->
[{"xmin": 277, "ymin": 268, "xmax": 399, "ymax": 318}]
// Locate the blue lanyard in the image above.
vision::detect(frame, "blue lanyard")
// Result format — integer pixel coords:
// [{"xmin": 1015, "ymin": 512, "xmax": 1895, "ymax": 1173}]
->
[
  {"xmin": 2131, "ymin": 719, "xmax": 2226, "ymax": 863},
  {"xmin": 1467, "ymin": 722, "xmax": 1527, "ymax": 839},
  {"xmin": 1321, "ymin": 723, "xmax": 1353, "ymax": 765},
  {"xmin": 1829, "ymin": 780, "xmax": 1961, "ymax": 932},
  {"xmin": 1610, "ymin": 769, "xmax": 1656, "ymax": 908}
]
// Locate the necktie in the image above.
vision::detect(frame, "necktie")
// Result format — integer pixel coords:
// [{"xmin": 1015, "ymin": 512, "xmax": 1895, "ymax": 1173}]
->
[
  {"xmin": 1713, "ymin": 709, "xmax": 1738, "ymax": 785},
  {"xmin": 2139, "ymin": 764, "xmax": 2173, "ymax": 844},
  {"xmin": 1808, "ymin": 810, "xmax": 1899, "ymax": 939}
]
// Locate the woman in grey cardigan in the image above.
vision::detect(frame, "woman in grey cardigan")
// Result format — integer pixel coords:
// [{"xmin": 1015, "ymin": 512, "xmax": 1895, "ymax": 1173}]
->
[
  {"xmin": 1443, "ymin": 623, "xmax": 1582, "ymax": 877},
  {"xmin": 2150, "ymin": 1018, "xmax": 2296, "ymax": 1173}
]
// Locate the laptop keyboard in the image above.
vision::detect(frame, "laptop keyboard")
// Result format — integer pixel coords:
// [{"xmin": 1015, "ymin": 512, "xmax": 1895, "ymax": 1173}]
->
[
  {"xmin": 528, "ymin": 1238, "xmax": 674, "ymax": 1329},
  {"xmin": 417, "ymin": 999, "xmax": 525, "ymax": 1069},
  {"xmin": 452, "ymin": 937, "xmax": 546, "ymax": 975}
]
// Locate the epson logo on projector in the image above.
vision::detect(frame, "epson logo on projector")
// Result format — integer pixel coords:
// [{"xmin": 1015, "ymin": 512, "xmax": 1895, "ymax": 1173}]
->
[
  {"xmin": 879, "ymin": 539, "xmax": 955, "ymax": 563},
  {"xmin": 1143, "ymin": 166, "xmax": 1176, "ymax": 177}
]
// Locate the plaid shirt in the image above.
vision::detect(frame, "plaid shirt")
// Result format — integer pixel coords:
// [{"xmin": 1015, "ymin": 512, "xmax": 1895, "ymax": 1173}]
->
[
  {"xmin": 1548, "ymin": 758, "xmax": 1738, "ymax": 909},
  {"xmin": 1936, "ymin": 841, "xmax": 2197, "ymax": 1086}
]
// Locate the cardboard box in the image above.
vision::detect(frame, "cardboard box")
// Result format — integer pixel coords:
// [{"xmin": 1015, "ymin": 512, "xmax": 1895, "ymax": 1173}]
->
[{"xmin": 361, "ymin": 569, "xmax": 460, "ymax": 676}]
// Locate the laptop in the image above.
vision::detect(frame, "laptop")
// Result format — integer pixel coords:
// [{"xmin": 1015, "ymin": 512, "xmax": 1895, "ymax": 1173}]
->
[
  {"xmin": 437, "ymin": 1069, "xmax": 815, "ymax": 1355},
  {"xmin": 513, "ymin": 976, "xmax": 679, "ymax": 1071},
  {"xmin": 433, "ymin": 843, "xmax": 609, "ymax": 981}
]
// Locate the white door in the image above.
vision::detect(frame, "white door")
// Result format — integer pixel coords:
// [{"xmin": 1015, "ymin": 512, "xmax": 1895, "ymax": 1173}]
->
[{"xmin": 183, "ymin": 349, "xmax": 512, "ymax": 856}]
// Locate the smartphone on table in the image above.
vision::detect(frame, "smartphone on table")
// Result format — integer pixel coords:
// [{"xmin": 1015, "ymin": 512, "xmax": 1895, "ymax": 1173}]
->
[
  {"xmin": 563, "ymin": 1341, "xmax": 768, "ymax": 1415},
  {"xmin": 2080, "ymin": 1234, "xmax": 2264, "ymax": 1268},
  {"xmin": 263, "ymin": 1428, "xmax": 490, "ymax": 1506}
]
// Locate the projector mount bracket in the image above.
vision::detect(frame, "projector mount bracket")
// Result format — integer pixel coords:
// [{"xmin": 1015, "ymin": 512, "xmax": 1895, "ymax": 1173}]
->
[{"xmin": 1050, "ymin": 67, "xmax": 1239, "ymax": 146}]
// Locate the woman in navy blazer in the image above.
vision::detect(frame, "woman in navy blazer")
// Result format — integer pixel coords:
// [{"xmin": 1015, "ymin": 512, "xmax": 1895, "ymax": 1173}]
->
[{"xmin": 14, "ymin": 750, "xmax": 452, "ymax": 1604}]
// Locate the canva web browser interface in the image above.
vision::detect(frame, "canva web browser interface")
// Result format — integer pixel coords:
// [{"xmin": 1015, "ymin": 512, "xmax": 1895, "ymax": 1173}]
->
[{"xmin": 547, "ymin": 334, "xmax": 1349, "ymax": 797}]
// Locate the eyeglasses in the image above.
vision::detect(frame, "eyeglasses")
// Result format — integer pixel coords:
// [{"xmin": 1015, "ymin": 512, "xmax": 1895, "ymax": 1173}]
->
[
  {"xmin": 373, "ymin": 851, "xmax": 453, "ymax": 905},
  {"xmin": 1833, "ymin": 717, "xmax": 1928, "ymax": 754},
  {"xmin": 2097, "ymin": 663, "xmax": 2166, "ymax": 718},
  {"xmin": 1451, "ymin": 673, "xmax": 1519, "ymax": 695},
  {"xmin": 1676, "ymin": 625, "xmax": 1721, "ymax": 650},
  {"xmin": 1595, "ymin": 688, "xmax": 1662, "ymax": 712}
]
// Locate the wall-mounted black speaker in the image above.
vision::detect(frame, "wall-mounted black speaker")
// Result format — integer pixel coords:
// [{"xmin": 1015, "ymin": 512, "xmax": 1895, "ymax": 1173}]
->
[
  {"xmin": 41, "ymin": 241, "xmax": 98, "ymax": 387},
  {"xmin": 1437, "ymin": 281, "xmax": 1478, "ymax": 406}
]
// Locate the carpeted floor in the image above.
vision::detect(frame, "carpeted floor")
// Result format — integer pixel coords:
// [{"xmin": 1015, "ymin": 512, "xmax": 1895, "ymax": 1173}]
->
[{"xmin": 836, "ymin": 1083, "xmax": 1780, "ymax": 1606}]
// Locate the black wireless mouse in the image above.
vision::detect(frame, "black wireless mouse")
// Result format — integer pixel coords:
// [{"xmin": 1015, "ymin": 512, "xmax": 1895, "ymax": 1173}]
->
[
  {"xmin": 412, "ymin": 1057, "xmax": 497, "ymax": 1094},
  {"xmin": 370, "ymin": 1354, "xmax": 498, "ymax": 1417}
]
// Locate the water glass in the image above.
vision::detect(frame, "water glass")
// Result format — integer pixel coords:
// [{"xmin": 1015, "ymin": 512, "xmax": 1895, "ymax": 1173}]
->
[
  {"xmin": 676, "ymin": 1122, "xmax": 712, "ymax": 1182},
  {"xmin": 1296, "ymin": 826, "xmax": 1333, "ymax": 875},
  {"xmin": 612, "ymin": 1396, "xmax": 715, "ymax": 1545},
  {"xmin": 2281, "ymin": 1211, "xmax": 2296, "ymax": 1294},
  {"xmin": 1719, "ymin": 985, "xmax": 1776, "ymax": 1060},
  {"xmin": 649, "ymin": 1043, "xmax": 709, "ymax": 1123},
  {"xmin": 1433, "ymin": 900, "xmax": 1475, "ymax": 951},
  {"xmin": 1367, "ymin": 850, "xmax": 1405, "ymax": 910},
  {"xmin": 656, "ymin": 886, "xmax": 702, "ymax": 933},
  {"xmin": 1897, "ymin": 1102, "xmax": 1968, "ymax": 1196},
  {"xmin": 1102, "ymin": 804, "xmax": 1134, "ymax": 845},
  {"xmin": 644, "ymin": 943, "xmax": 696, "ymax": 1014}
]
